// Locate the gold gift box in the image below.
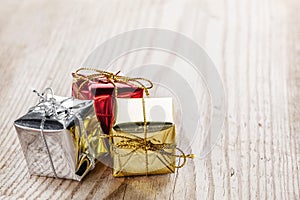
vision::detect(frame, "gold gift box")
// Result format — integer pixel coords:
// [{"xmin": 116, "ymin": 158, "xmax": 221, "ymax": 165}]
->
[
  {"xmin": 111, "ymin": 122, "xmax": 176, "ymax": 177},
  {"xmin": 111, "ymin": 97, "xmax": 176, "ymax": 177}
]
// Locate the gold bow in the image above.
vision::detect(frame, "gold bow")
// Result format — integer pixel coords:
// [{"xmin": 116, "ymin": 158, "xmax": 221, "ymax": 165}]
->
[
  {"xmin": 101, "ymin": 134, "xmax": 195, "ymax": 169},
  {"xmin": 73, "ymin": 67, "xmax": 153, "ymax": 97}
]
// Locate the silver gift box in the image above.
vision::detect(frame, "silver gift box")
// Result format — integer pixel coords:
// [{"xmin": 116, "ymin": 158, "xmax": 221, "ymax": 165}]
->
[{"xmin": 14, "ymin": 94, "xmax": 106, "ymax": 181}]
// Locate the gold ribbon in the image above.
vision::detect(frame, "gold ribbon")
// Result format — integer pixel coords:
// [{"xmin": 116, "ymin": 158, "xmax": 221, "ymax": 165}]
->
[
  {"xmin": 73, "ymin": 67, "xmax": 153, "ymax": 97},
  {"xmin": 101, "ymin": 134, "xmax": 195, "ymax": 169}
]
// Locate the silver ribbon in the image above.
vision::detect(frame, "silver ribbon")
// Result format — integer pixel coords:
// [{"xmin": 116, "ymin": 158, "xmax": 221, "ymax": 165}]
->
[
  {"xmin": 32, "ymin": 88, "xmax": 72, "ymax": 178},
  {"xmin": 31, "ymin": 88, "xmax": 93, "ymax": 179},
  {"xmin": 40, "ymin": 117, "xmax": 58, "ymax": 178}
]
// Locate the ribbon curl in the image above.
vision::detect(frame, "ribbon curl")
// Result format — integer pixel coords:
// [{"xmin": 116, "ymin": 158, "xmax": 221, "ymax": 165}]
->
[
  {"xmin": 73, "ymin": 67, "xmax": 153, "ymax": 97},
  {"xmin": 31, "ymin": 88, "xmax": 72, "ymax": 119},
  {"xmin": 100, "ymin": 133, "xmax": 194, "ymax": 169}
]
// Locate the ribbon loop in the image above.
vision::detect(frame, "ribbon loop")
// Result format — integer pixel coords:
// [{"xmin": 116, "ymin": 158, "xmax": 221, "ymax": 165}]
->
[
  {"xmin": 100, "ymin": 134, "xmax": 194, "ymax": 169},
  {"xmin": 73, "ymin": 67, "xmax": 153, "ymax": 97},
  {"xmin": 31, "ymin": 88, "xmax": 73, "ymax": 121}
]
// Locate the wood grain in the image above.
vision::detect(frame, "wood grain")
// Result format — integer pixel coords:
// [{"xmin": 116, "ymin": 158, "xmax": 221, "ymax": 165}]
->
[{"xmin": 0, "ymin": 0, "xmax": 299, "ymax": 199}]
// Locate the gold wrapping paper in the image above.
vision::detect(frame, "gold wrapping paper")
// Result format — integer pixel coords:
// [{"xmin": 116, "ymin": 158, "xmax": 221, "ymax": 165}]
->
[{"xmin": 110, "ymin": 122, "xmax": 176, "ymax": 177}]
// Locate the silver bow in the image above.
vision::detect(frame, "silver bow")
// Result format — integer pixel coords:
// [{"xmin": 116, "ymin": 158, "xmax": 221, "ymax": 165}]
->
[{"xmin": 30, "ymin": 88, "xmax": 94, "ymax": 178}]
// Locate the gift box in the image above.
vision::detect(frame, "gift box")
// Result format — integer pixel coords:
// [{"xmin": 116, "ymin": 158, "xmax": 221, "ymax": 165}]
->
[
  {"xmin": 72, "ymin": 68, "xmax": 152, "ymax": 135},
  {"xmin": 14, "ymin": 89, "xmax": 106, "ymax": 181},
  {"xmin": 110, "ymin": 97, "xmax": 178, "ymax": 177}
]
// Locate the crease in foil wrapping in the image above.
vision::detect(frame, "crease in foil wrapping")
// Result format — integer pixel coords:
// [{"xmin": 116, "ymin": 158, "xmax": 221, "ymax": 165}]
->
[{"xmin": 14, "ymin": 94, "xmax": 106, "ymax": 181}]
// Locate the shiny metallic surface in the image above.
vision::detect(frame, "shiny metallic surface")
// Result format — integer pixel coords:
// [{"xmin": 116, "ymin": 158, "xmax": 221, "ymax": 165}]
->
[
  {"xmin": 14, "ymin": 96, "xmax": 105, "ymax": 181},
  {"xmin": 111, "ymin": 122, "xmax": 176, "ymax": 177}
]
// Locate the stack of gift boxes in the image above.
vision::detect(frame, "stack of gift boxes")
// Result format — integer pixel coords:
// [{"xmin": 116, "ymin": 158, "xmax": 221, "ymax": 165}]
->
[{"xmin": 14, "ymin": 68, "xmax": 193, "ymax": 181}]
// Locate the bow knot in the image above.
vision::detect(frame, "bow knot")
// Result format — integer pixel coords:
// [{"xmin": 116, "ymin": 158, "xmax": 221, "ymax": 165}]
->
[
  {"xmin": 31, "ymin": 88, "xmax": 72, "ymax": 121},
  {"xmin": 73, "ymin": 68, "xmax": 153, "ymax": 97},
  {"xmin": 101, "ymin": 134, "xmax": 194, "ymax": 168},
  {"xmin": 115, "ymin": 137, "xmax": 166, "ymax": 152}
]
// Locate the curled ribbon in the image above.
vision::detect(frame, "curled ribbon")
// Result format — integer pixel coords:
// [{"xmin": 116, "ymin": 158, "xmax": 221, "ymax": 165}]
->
[
  {"xmin": 100, "ymin": 134, "xmax": 194, "ymax": 169},
  {"xmin": 73, "ymin": 67, "xmax": 153, "ymax": 97},
  {"xmin": 31, "ymin": 88, "xmax": 72, "ymax": 120}
]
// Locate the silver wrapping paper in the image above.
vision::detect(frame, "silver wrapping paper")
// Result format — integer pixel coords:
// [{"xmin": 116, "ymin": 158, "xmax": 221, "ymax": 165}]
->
[{"xmin": 14, "ymin": 94, "xmax": 105, "ymax": 181}]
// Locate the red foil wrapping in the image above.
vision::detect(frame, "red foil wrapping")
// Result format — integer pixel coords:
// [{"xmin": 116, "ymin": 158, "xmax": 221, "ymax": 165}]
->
[{"xmin": 72, "ymin": 74, "xmax": 144, "ymax": 134}]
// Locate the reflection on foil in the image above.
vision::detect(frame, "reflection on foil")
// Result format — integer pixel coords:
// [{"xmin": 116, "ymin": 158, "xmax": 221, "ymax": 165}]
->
[{"xmin": 14, "ymin": 93, "xmax": 106, "ymax": 181}]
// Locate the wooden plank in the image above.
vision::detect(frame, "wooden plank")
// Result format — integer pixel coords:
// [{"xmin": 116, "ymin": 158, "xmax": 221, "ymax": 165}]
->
[{"xmin": 0, "ymin": 0, "xmax": 299, "ymax": 199}]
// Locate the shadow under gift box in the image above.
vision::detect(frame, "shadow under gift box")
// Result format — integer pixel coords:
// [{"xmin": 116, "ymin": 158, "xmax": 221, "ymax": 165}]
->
[
  {"xmin": 71, "ymin": 73, "xmax": 144, "ymax": 135},
  {"xmin": 110, "ymin": 98, "xmax": 177, "ymax": 177},
  {"xmin": 14, "ymin": 97, "xmax": 106, "ymax": 181}
]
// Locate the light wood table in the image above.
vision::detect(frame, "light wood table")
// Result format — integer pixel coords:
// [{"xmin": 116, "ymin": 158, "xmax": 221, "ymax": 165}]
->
[{"xmin": 0, "ymin": 0, "xmax": 299, "ymax": 199}]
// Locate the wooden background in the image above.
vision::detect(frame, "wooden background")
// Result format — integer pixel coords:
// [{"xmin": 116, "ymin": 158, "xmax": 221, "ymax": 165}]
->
[{"xmin": 0, "ymin": 0, "xmax": 299, "ymax": 199}]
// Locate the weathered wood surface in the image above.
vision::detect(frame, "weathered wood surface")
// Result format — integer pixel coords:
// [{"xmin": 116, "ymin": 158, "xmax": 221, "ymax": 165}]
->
[{"xmin": 0, "ymin": 0, "xmax": 299, "ymax": 199}]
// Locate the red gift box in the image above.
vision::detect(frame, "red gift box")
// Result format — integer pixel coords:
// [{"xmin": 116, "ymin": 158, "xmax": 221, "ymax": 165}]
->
[{"xmin": 72, "ymin": 69, "xmax": 150, "ymax": 134}]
